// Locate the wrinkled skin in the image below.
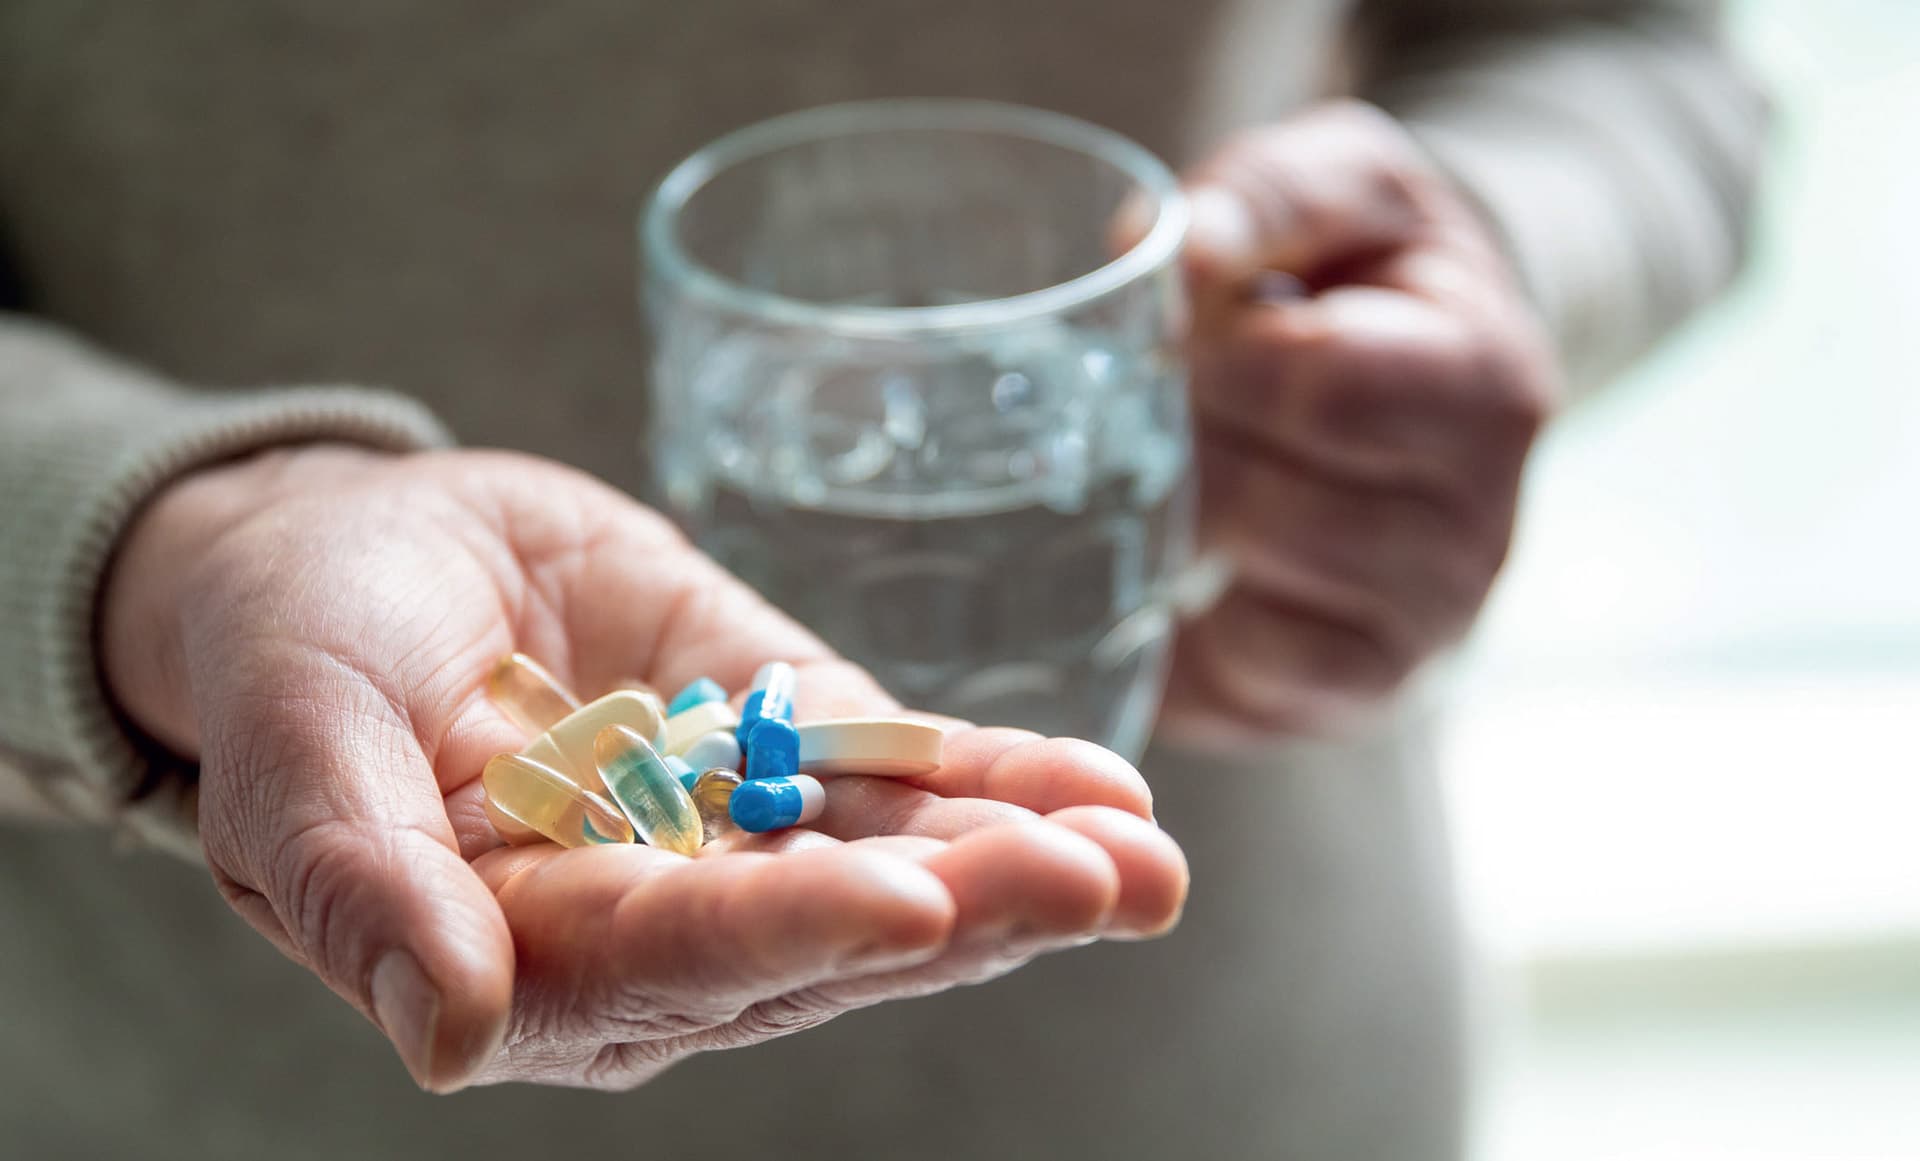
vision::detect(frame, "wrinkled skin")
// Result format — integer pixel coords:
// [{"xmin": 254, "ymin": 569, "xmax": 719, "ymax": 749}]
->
[
  {"xmin": 1144, "ymin": 101, "xmax": 1562, "ymax": 744},
  {"xmin": 102, "ymin": 446, "xmax": 1189, "ymax": 1091}
]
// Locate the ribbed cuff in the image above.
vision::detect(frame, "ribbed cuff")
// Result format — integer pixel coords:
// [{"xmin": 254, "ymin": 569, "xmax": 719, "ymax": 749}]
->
[{"xmin": 39, "ymin": 389, "xmax": 452, "ymax": 854}]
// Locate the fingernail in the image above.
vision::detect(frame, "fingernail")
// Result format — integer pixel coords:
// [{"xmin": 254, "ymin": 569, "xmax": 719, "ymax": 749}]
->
[
  {"xmin": 1184, "ymin": 186, "xmax": 1259, "ymax": 267},
  {"xmin": 372, "ymin": 949, "xmax": 442, "ymax": 1092},
  {"xmin": 1105, "ymin": 920, "xmax": 1181, "ymax": 943}
]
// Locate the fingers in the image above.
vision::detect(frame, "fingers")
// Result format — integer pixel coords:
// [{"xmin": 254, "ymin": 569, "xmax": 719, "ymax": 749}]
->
[
  {"xmin": 810, "ymin": 777, "xmax": 1039, "ymax": 842},
  {"xmin": 917, "ymin": 820, "xmax": 1121, "ymax": 940},
  {"xmin": 469, "ymin": 803, "xmax": 1176, "ymax": 1088},
  {"xmin": 1193, "ymin": 289, "xmax": 1545, "ymax": 499},
  {"xmin": 469, "ymin": 823, "xmax": 1117, "ymax": 1081},
  {"xmin": 1171, "ymin": 588, "xmax": 1410, "ymax": 730},
  {"xmin": 1178, "ymin": 101, "xmax": 1439, "ymax": 296},
  {"xmin": 797, "ymin": 724, "xmax": 1158, "ymax": 848},
  {"xmin": 1160, "ymin": 104, "xmax": 1560, "ymax": 742},
  {"xmin": 763, "ymin": 821, "xmax": 1123, "ymax": 1017},
  {"xmin": 477, "ymin": 842, "xmax": 953, "ymax": 1034},
  {"xmin": 904, "ymin": 728, "xmax": 1157, "ymax": 820},
  {"xmin": 191, "ymin": 642, "xmax": 514, "ymax": 1094},
  {"xmin": 1042, "ymin": 806, "xmax": 1188, "ymax": 939},
  {"xmin": 1195, "ymin": 434, "xmax": 1500, "ymax": 648}
]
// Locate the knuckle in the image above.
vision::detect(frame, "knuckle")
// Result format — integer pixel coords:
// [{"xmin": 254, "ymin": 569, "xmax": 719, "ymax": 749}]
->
[
  {"xmin": 1471, "ymin": 343, "xmax": 1557, "ymax": 446},
  {"xmin": 581, "ymin": 1039, "xmax": 674, "ymax": 1091},
  {"xmin": 273, "ymin": 818, "xmax": 371, "ymax": 974},
  {"xmin": 730, "ymin": 994, "xmax": 838, "ymax": 1041},
  {"xmin": 1365, "ymin": 162, "xmax": 1426, "ymax": 223}
]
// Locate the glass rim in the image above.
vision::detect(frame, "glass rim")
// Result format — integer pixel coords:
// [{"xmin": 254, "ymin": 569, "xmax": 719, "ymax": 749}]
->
[{"xmin": 641, "ymin": 99, "xmax": 1188, "ymax": 337}]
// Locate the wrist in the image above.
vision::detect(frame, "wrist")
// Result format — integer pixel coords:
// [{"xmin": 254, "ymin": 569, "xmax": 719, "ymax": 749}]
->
[{"xmin": 99, "ymin": 444, "xmax": 392, "ymax": 758}]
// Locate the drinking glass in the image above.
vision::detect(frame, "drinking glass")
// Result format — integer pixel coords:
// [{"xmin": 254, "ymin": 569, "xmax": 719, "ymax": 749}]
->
[{"xmin": 642, "ymin": 99, "xmax": 1191, "ymax": 760}]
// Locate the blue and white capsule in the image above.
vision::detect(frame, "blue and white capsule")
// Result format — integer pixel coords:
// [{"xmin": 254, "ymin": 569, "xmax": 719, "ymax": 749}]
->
[
  {"xmin": 728, "ymin": 774, "xmax": 826, "ymax": 833},
  {"xmin": 745, "ymin": 716, "xmax": 800, "ymax": 781},
  {"xmin": 735, "ymin": 661, "xmax": 796, "ymax": 746},
  {"xmin": 667, "ymin": 676, "xmax": 728, "ymax": 717}
]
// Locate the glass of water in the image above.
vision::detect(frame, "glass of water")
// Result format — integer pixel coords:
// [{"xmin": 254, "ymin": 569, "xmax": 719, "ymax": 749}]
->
[{"xmin": 642, "ymin": 100, "xmax": 1192, "ymax": 760}]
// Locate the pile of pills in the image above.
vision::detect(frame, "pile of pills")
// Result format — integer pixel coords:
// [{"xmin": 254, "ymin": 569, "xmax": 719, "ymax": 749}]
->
[{"xmin": 479, "ymin": 653, "xmax": 944, "ymax": 853}]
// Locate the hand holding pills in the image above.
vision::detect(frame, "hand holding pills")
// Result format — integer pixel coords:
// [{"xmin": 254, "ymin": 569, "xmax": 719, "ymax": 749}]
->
[{"xmin": 99, "ymin": 446, "xmax": 1189, "ymax": 1095}]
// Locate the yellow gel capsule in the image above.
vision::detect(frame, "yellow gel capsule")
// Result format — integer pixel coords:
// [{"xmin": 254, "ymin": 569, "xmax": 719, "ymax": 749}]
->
[
  {"xmin": 593, "ymin": 725, "xmax": 703, "ymax": 857},
  {"xmin": 481, "ymin": 752, "xmax": 635, "ymax": 848},
  {"xmin": 691, "ymin": 768, "xmax": 743, "ymax": 843},
  {"xmin": 487, "ymin": 653, "xmax": 581, "ymax": 736},
  {"xmin": 521, "ymin": 689, "xmax": 667, "ymax": 798}
]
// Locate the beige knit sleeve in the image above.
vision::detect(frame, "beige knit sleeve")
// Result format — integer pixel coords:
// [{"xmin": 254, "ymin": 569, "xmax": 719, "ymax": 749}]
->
[
  {"xmin": 0, "ymin": 315, "xmax": 450, "ymax": 857},
  {"xmin": 1349, "ymin": 0, "xmax": 1770, "ymax": 392}
]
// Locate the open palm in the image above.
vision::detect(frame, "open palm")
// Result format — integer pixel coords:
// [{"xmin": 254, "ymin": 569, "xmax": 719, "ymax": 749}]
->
[{"xmin": 101, "ymin": 445, "xmax": 1188, "ymax": 1091}]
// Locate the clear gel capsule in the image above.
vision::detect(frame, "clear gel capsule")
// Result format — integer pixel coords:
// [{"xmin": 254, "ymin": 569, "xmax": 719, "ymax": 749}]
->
[
  {"xmin": 692, "ymin": 768, "xmax": 743, "ymax": 842},
  {"xmin": 593, "ymin": 725, "xmax": 703, "ymax": 856},
  {"xmin": 481, "ymin": 752, "xmax": 634, "ymax": 848},
  {"xmin": 679, "ymin": 729, "xmax": 742, "ymax": 775},
  {"xmin": 729, "ymin": 774, "xmax": 826, "ymax": 833},
  {"xmin": 668, "ymin": 676, "xmax": 728, "ymax": 717},
  {"xmin": 487, "ymin": 653, "xmax": 581, "ymax": 736},
  {"xmin": 735, "ymin": 660, "xmax": 797, "ymax": 745},
  {"xmin": 745, "ymin": 717, "xmax": 800, "ymax": 782}
]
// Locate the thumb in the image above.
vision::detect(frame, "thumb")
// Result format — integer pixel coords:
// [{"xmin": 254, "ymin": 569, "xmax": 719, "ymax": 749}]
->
[
  {"xmin": 193, "ymin": 644, "xmax": 514, "ymax": 1093},
  {"xmin": 1176, "ymin": 102, "xmax": 1433, "ymax": 296}
]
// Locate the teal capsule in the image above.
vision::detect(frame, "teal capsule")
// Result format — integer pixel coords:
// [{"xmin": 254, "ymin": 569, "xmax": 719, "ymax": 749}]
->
[
  {"xmin": 664, "ymin": 753, "xmax": 696, "ymax": 792},
  {"xmin": 668, "ymin": 676, "xmax": 729, "ymax": 717}
]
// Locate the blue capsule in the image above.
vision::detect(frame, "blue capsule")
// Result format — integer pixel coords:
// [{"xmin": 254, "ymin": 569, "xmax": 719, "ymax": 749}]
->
[
  {"xmin": 664, "ymin": 753, "xmax": 697, "ymax": 792},
  {"xmin": 667, "ymin": 676, "xmax": 729, "ymax": 717},
  {"xmin": 745, "ymin": 717, "xmax": 800, "ymax": 782},
  {"xmin": 729, "ymin": 774, "xmax": 826, "ymax": 833},
  {"xmin": 735, "ymin": 661, "xmax": 796, "ymax": 746}
]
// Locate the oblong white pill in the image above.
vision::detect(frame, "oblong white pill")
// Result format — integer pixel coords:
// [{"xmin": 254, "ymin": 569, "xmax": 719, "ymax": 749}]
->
[
  {"xmin": 796, "ymin": 717, "xmax": 944, "ymax": 777},
  {"xmin": 679, "ymin": 729, "xmax": 743, "ymax": 773},
  {"xmin": 661, "ymin": 700, "xmax": 742, "ymax": 755}
]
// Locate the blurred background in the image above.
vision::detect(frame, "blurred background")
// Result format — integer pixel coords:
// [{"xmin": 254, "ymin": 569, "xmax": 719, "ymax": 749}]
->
[{"xmin": 1442, "ymin": 1, "xmax": 1920, "ymax": 1157}]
